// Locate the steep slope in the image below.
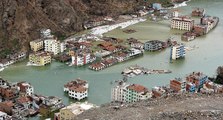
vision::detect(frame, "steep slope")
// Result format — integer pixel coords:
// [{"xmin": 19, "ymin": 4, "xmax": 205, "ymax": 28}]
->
[
  {"xmin": 76, "ymin": 94, "xmax": 223, "ymax": 120},
  {"xmin": 0, "ymin": 0, "xmax": 171, "ymax": 58}
]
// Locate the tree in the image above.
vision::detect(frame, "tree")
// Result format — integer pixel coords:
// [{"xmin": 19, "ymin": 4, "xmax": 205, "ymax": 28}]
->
[{"xmin": 215, "ymin": 66, "xmax": 223, "ymax": 84}]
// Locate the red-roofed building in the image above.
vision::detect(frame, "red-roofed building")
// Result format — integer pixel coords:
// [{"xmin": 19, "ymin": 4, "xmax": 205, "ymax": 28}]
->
[
  {"xmin": 112, "ymin": 82, "xmax": 152, "ymax": 103},
  {"xmin": 64, "ymin": 79, "xmax": 89, "ymax": 101},
  {"xmin": 170, "ymin": 78, "xmax": 186, "ymax": 93}
]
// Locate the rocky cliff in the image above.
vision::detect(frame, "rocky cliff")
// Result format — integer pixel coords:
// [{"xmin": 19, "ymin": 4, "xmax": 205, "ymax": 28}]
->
[{"xmin": 0, "ymin": 0, "xmax": 171, "ymax": 58}]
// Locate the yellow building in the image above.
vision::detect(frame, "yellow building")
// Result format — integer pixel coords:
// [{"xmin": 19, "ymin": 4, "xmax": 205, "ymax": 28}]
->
[
  {"xmin": 29, "ymin": 52, "xmax": 51, "ymax": 66},
  {"xmin": 59, "ymin": 102, "xmax": 95, "ymax": 120},
  {"xmin": 30, "ymin": 39, "xmax": 44, "ymax": 52}
]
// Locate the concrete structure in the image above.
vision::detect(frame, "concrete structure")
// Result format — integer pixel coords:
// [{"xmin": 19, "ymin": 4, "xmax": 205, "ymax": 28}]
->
[
  {"xmin": 39, "ymin": 96, "xmax": 65, "ymax": 117},
  {"xmin": 130, "ymin": 41, "xmax": 144, "ymax": 50},
  {"xmin": 181, "ymin": 32, "xmax": 196, "ymax": 41},
  {"xmin": 29, "ymin": 52, "xmax": 51, "ymax": 66},
  {"xmin": 125, "ymin": 84, "xmax": 152, "ymax": 103},
  {"xmin": 186, "ymin": 72, "xmax": 208, "ymax": 89},
  {"xmin": 186, "ymin": 82, "xmax": 196, "ymax": 93},
  {"xmin": 202, "ymin": 81, "xmax": 223, "ymax": 93},
  {"xmin": 17, "ymin": 82, "xmax": 34, "ymax": 96},
  {"xmin": 192, "ymin": 8, "xmax": 205, "ymax": 17},
  {"xmin": 64, "ymin": 79, "xmax": 89, "ymax": 101},
  {"xmin": 59, "ymin": 102, "xmax": 95, "ymax": 120},
  {"xmin": 44, "ymin": 38, "xmax": 66, "ymax": 55},
  {"xmin": 171, "ymin": 17, "xmax": 194, "ymax": 31},
  {"xmin": 71, "ymin": 52, "xmax": 96, "ymax": 66},
  {"xmin": 111, "ymin": 81, "xmax": 129, "ymax": 102},
  {"xmin": 0, "ymin": 86, "xmax": 19, "ymax": 100},
  {"xmin": 144, "ymin": 40, "xmax": 164, "ymax": 51},
  {"xmin": 170, "ymin": 44, "xmax": 186, "ymax": 60},
  {"xmin": 170, "ymin": 78, "xmax": 186, "ymax": 93},
  {"xmin": 9, "ymin": 52, "xmax": 27, "ymax": 62},
  {"xmin": 112, "ymin": 81, "xmax": 152, "ymax": 103},
  {"xmin": 30, "ymin": 39, "xmax": 44, "ymax": 52},
  {"xmin": 16, "ymin": 96, "xmax": 32, "ymax": 109}
]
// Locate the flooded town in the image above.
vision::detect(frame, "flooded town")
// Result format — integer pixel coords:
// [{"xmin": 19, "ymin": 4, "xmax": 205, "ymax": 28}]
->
[{"xmin": 1, "ymin": 0, "xmax": 223, "ymax": 120}]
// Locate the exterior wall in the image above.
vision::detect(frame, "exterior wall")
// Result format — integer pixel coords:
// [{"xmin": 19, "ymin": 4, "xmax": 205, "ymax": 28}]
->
[
  {"xmin": 26, "ymin": 86, "xmax": 34, "ymax": 96},
  {"xmin": 30, "ymin": 40, "xmax": 44, "ymax": 52},
  {"xmin": 71, "ymin": 53, "xmax": 93, "ymax": 66},
  {"xmin": 68, "ymin": 90, "xmax": 87, "ymax": 100},
  {"xmin": 144, "ymin": 41, "xmax": 163, "ymax": 51},
  {"xmin": 193, "ymin": 25, "xmax": 207, "ymax": 36},
  {"xmin": 111, "ymin": 86, "xmax": 126, "ymax": 102},
  {"xmin": 60, "ymin": 42, "xmax": 66, "ymax": 53},
  {"xmin": 170, "ymin": 80, "xmax": 186, "ymax": 93},
  {"xmin": 125, "ymin": 89, "xmax": 152, "ymax": 103},
  {"xmin": 29, "ymin": 53, "xmax": 51, "ymax": 66},
  {"xmin": 171, "ymin": 44, "xmax": 186, "ymax": 60},
  {"xmin": 171, "ymin": 18, "xmax": 194, "ymax": 31},
  {"xmin": 186, "ymin": 83, "xmax": 196, "ymax": 92},
  {"xmin": 44, "ymin": 39, "xmax": 61, "ymax": 55},
  {"xmin": 112, "ymin": 83, "xmax": 152, "ymax": 103}
]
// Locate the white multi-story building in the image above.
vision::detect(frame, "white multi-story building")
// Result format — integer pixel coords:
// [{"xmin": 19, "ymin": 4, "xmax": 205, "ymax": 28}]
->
[
  {"xmin": 71, "ymin": 52, "xmax": 96, "ymax": 66},
  {"xmin": 171, "ymin": 17, "xmax": 194, "ymax": 31},
  {"xmin": 171, "ymin": 44, "xmax": 186, "ymax": 60},
  {"xmin": 112, "ymin": 81, "xmax": 152, "ymax": 103},
  {"xmin": 64, "ymin": 79, "xmax": 89, "ymax": 101},
  {"xmin": 44, "ymin": 39, "xmax": 66, "ymax": 55},
  {"xmin": 111, "ymin": 81, "xmax": 129, "ymax": 102}
]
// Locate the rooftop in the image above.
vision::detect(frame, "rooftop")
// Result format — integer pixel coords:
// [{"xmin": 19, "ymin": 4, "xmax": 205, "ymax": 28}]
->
[
  {"xmin": 62, "ymin": 102, "xmax": 95, "ymax": 115},
  {"xmin": 127, "ymin": 84, "xmax": 148, "ymax": 93},
  {"xmin": 172, "ymin": 16, "xmax": 193, "ymax": 22},
  {"xmin": 17, "ymin": 96, "xmax": 31, "ymax": 104}
]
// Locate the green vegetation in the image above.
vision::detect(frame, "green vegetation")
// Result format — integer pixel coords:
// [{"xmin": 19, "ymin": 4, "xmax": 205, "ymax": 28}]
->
[
  {"xmin": 52, "ymin": 32, "xmax": 67, "ymax": 41},
  {"xmin": 0, "ymin": 48, "xmax": 12, "ymax": 59},
  {"xmin": 214, "ymin": 66, "xmax": 223, "ymax": 84}
]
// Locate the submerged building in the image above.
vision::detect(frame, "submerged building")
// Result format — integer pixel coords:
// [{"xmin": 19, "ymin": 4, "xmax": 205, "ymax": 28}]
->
[
  {"xmin": 64, "ymin": 79, "xmax": 89, "ymax": 101},
  {"xmin": 144, "ymin": 40, "xmax": 165, "ymax": 51},
  {"xmin": 171, "ymin": 16, "xmax": 194, "ymax": 31},
  {"xmin": 112, "ymin": 81, "xmax": 152, "ymax": 103},
  {"xmin": 170, "ymin": 44, "xmax": 186, "ymax": 60}
]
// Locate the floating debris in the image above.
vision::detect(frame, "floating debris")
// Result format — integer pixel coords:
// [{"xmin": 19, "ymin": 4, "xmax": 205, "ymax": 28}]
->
[{"xmin": 121, "ymin": 65, "xmax": 172, "ymax": 78}]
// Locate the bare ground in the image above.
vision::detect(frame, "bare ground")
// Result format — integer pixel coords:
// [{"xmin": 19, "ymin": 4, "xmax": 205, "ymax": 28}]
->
[{"xmin": 76, "ymin": 93, "xmax": 223, "ymax": 120}]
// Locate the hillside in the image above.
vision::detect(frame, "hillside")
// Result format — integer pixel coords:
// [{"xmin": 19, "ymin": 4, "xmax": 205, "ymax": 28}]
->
[
  {"xmin": 0, "ymin": 0, "xmax": 172, "ymax": 58},
  {"xmin": 76, "ymin": 93, "xmax": 223, "ymax": 120}
]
